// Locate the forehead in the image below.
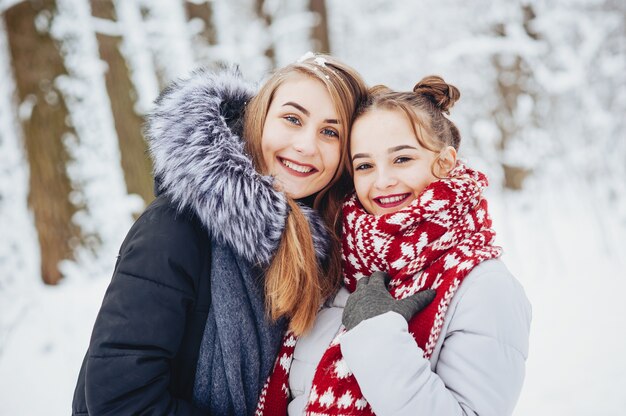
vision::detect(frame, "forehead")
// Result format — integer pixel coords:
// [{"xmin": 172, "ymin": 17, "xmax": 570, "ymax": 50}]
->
[
  {"xmin": 351, "ymin": 108, "xmax": 418, "ymax": 152},
  {"xmin": 271, "ymin": 74, "xmax": 337, "ymax": 113}
]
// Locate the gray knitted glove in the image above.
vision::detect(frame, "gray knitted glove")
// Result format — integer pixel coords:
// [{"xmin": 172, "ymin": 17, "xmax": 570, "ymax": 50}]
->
[{"xmin": 342, "ymin": 271, "xmax": 436, "ymax": 331}]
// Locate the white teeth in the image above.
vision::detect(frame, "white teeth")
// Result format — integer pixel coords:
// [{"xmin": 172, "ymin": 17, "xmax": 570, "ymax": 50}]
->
[
  {"xmin": 379, "ymin": 195, "xmax": 406, "ymax": 204},
  {"xmin": 282, "ymin": 159, "xmax": 313, "ymax": 173}
]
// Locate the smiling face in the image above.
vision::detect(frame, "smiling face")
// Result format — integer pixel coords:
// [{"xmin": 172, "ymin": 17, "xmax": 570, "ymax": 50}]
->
[
  {"xmin": 261, "ymin": 74, "xmax": 342, "ymax": 199},
  {"xmin": 351, "ymin": 108, "xmax": 455, "ymax": 215}
]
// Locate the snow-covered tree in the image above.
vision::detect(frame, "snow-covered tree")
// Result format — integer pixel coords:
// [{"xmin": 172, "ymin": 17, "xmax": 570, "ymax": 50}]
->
[
  {"xmin": 265, "ymin": 0, "xmax": 316, "ymax": 67},
  {"xmin": 112, "ymin": 0, "xmax": 159, "ymax": 114},
  {"xmin": 185, "ymin": 0, "xmax": 218, "ymax": 69},
  {"xmin": 3, "ymin": 0, "xmax": 82, "ymax": 285},
  {"xmin": 90, "ymin": 0, "xmax": 155, "ymax": 204},
  {"xmin": 49, "ymin": 0, "xmax": 143, "ymax": 280},
  {"xmin": 137, "ymin": 0, "xmax": 195, "ymax": 85},
  {"xmin": 0, "ymin": 15, "xmax": 40, "ymax": 350},
  {"xmin": 208, "ymin": 0, "xmax": 275, "ymax": 78},
  {"xmin": 523, "ymin": 0, "xmax": 626, "ymax": 208},
  {"xmin": 0, "ymin": 15, "xmax": 40, "ymax": 286},
  {"xmin": 327, "ymin": 0, "xmax": 624, "ymax": 198},
  {"xmin": 208, "ymin": 0, "xmax": 315, "ymax": 79}
]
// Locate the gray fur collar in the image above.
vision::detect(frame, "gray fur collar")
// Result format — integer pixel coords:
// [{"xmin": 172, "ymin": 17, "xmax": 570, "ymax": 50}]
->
[{"xmin": 145, "ymin": 68, "xmax": 328, "ymax": 265}]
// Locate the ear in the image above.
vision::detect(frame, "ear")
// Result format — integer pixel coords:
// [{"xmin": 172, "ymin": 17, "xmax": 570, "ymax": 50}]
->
[{"xmin": 436, "ymin": 146, "xmax": 457, "ymax": 177}]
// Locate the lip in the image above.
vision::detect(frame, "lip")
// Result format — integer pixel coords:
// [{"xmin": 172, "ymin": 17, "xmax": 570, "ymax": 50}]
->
[
  {"xmin": 372, "ymin": 193, "xmax": 411, "ymax": 209},
  {"xmin": 277, "ymin": 156, "xmax": 318, "ymax": 178}
]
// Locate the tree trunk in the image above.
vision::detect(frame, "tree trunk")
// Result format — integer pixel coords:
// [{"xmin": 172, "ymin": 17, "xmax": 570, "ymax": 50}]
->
[
  {"xmin": 138, "ymin": 0, "xmax": 194, "ymax": 86},
  {"xmin": 186, "ymin": 0, "xmax": 216, "ymax": 45},
  {"xmin": 91, "ymin": 0, "xmax": 154, "ymax": 206},
  {"xmin": 309, "ymin": 0, "xmax": 330, "ymax": 53},
  {"xmin": 4, "ymin": 0, "xmax": 79, "ymax": 285},
  {"xmin": 51, "ymin": 0, "xmax": 140, "ymax": 280},
  {"xmin": 0, "ymin": 16, "xmax": 41, "ymax": 289},
  {"xmin": 254, "ymin": 0, "xmax": 276, "ymax": 68},
  {"xmin": 491, "ymin": 10, "xmax": 538, "ymax": 191},
  {"xmin": 112, "ymin": 0, "xmax": 159, "ymax": 114},
  {"xmin": 186, "ymin": 0, "xmax": 217, "ymax": 67}
]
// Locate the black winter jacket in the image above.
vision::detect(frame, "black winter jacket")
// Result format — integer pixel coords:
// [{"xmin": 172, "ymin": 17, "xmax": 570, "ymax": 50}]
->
[
  {"xmin": 72, "ymin": 69, "xmax": 329, "ymax": 415},
  {"xmin": 72, "ymin": 197, "xmax": 211, "ymax": 415}
]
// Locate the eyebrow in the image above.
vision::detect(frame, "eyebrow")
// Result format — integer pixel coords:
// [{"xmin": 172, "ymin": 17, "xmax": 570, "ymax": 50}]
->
[
  {"xmin": 351, "ymin": 145, "xmax": 418, "ymax": 162},
  {"xmin": 282, "ymin": 102, "xmax": 339, "ymax": 124},
  {"xmin": 389, "ymin": 145, "xmax": 417, "ymax": 152}
]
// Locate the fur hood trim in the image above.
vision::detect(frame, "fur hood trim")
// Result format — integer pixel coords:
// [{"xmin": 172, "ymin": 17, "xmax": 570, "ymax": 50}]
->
[{"xmin": 145, "ymin": 68, "xmax": 328, "ymax": 265}]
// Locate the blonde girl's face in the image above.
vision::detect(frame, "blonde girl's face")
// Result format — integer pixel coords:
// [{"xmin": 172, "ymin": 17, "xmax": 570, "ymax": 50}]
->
[
  {"xmin": 350, "ymin": 108, "xmax": 454, "ymax": 215},
  {"xmin": 261, "ymin": 73, "xmax": 342, "ymax": 199}
]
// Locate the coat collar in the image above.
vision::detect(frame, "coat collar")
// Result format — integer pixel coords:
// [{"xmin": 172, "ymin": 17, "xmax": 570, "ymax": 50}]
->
[{"xmin": 145, "ymin": 68, "xmax": 328, "ymax": 265}]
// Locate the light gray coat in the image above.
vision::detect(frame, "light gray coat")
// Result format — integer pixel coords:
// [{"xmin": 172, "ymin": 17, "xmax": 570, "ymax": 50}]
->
[{"xmin": 288, "ymin": 259, "xmax": 531, "ymax": 416}]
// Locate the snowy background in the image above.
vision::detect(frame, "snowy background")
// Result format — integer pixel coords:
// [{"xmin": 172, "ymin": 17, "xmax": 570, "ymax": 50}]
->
[{"xmin": 1, "ymin": 0, "xmax": 625, "ymax": 415}]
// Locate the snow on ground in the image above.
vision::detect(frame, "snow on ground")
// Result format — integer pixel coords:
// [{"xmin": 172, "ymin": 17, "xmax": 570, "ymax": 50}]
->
[
  {"xmin": 0, "ymin": 276, "xmax": 109, "ymax": 414},
  {"xmin": 489, "ymin": 171, "xmax": 626, "ymax": 416},
  {"xmin": 0, "ymin": 176, "xmax": 625, "ymax": 415}
]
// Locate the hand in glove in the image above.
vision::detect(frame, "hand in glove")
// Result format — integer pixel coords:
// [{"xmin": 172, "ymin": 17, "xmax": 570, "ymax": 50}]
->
[{"xmin": 342, "ymin": 271, "xmax": 436, "ymax": 331}]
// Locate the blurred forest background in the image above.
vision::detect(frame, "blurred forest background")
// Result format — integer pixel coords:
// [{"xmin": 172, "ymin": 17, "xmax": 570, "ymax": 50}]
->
[{"xmin": 0, "ymin": 0, "xmax": 625, "ymax": 414}]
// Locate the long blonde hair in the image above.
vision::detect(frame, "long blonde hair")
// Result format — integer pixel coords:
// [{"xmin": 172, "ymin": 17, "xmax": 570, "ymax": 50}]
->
[{"xmin": 244, "ymin": 55, "xmax": 367, "ymax": 335}]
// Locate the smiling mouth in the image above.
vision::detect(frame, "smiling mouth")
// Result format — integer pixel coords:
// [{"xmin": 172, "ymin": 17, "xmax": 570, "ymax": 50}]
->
[
  {"xmin": 278, "ymin": 157, "xmax": 318, "ymax": 177},
  {"xmin": 373, "ymin": 193, "xmax": 411, "ymax": 208}
]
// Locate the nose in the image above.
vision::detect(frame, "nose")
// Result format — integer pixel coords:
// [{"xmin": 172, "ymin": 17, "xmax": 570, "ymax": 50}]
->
[
  {"xmin": 292, "ymin": 127, "xmax": 317, "ymax": 157},
  {"xmin": 374, "ymin": 168, "xmax": 397, "ymax": 190}
]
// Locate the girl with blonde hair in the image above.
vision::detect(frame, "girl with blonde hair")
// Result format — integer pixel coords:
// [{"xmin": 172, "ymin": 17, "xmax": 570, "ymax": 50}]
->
[{"xmin": 72, "ymin": 54, "xmax": 367, "ymax": 416}]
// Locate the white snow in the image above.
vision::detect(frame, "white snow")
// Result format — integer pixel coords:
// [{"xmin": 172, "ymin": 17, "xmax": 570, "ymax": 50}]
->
[
  {"xmin": 138, "ymin": 0, "xmax": 196, "ymax": 83},
  {"xmin": 113, "ymin": 0, "xmax": 160, "ymax": 114},
  {"xmin": 0, "ymin": 276, "xmax": 109, "ymax": 415},
  {"xmin": 488, "ymin": 174, "xmax": 626, "ymax": 415},
  {"xmin": 0, "ymin": 0, "xmax": 624, "ymax": 414}
]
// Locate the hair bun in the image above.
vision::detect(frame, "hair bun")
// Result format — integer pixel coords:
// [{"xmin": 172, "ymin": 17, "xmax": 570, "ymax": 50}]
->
[{"xmin": 413, "ymin": 75, "xmax": 460, "ymax": 114}]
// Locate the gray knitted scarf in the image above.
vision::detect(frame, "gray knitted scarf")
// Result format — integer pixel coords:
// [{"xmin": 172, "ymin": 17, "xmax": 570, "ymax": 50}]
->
[{"xmin": 145, "ymin": 68, "xmax": 329, "ymax": 415}]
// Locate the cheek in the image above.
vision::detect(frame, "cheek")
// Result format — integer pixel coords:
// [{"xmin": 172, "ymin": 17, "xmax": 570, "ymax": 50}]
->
[
  {"xmin": 408, "ymin": 169, "xmax": 437, "ymax": 194},
  {"xmin": 321, "ymin": 141, "xmax": 341, "ymax": 172},
  {"xmin": 260, "ymin": 117, "xmax": 286, "ymax": 148},
  {"xmin": 353, "ymin": 175, "xmax": 369, "ymax": 203},
  {"xmin": 260, "ymin": 124, "xmax": 273, "ymax": 151},
  {"xmin": 260, "ymin": 134, "xmax": 272, "ymax": 166},
  {"xmin": 260, "ymin": 122, "xmax": 281, "ymax": 162}
]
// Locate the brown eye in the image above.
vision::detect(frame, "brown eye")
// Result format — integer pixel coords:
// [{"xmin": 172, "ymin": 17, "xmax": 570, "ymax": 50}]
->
[
  {"xmin": 355, "ymin": 163, "xmax": 372, "ymax": 171},
  {"xmin": 394, "ymin": 156, "xmax": 412, "ymax": 164}
]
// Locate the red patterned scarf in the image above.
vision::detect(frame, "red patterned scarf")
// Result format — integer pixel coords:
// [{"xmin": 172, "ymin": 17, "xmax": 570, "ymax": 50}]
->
[{"xmin": 256, "ymin": 162, "xmax": 501, "ymax": 415}]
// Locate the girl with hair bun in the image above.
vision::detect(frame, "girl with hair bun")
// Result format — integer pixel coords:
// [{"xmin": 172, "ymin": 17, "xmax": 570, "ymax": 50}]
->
[{"xmin": 258, "ymin": 76, "xmax": 531, "ymax": 415}]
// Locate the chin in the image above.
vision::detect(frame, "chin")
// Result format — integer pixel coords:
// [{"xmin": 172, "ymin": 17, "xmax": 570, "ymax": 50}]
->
[
  {"xmin": 280, "ymin": 179, "xmax": 323, "ymax": 200},
  {"xmin": 282, "ymin": 185, "xmax": 308, "ymax": 199}
]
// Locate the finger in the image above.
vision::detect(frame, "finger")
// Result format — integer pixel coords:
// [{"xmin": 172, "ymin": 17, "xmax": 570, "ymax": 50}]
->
[
  {"xmin": 355, "ymin": 275, "xmax": 370, "ymax": 290},
  {"xmin": 369, "ymin": 271, "xmax": 391, "ymax": 290},
  {"xmin": 398, "ymin": 289, "xmax": 436, "ymax": 314}
]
